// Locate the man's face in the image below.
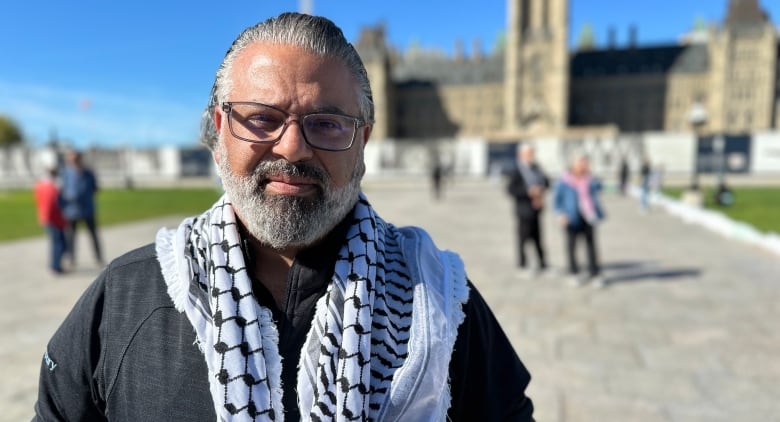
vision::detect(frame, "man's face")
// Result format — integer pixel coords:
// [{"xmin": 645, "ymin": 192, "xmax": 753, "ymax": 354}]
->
[
  {"xmin": 66, "ymin": 151, "xmax": 80, "ymax": 167},
  {"xmin": 213, "ymin": 42, "xmax": 371, "ymax": 250},
  {"xmin": 520, "ymin": 147, "xmax": 534, "ymax": 164}
]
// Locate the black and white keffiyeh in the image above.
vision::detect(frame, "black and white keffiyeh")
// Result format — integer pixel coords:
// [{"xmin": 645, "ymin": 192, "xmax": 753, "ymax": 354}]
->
[{"xmin": 156, "ymin": 193, "xmax": 468, "ymax": 421}]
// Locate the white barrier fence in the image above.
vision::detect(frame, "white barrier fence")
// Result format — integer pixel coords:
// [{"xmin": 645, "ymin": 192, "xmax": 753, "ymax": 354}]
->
[{"xmin": 2, "ymin": 131, "xmax": 779, "ymax": 188}]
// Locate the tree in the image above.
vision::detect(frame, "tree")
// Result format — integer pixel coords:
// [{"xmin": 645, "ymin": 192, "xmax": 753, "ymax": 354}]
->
[
  {"xmin": 493, "ymin": 30, "xmax": 506, "ymax": 55},
  {"xmin": 0, "ymin": 115, "xmax": 23, "ymax": 147},
  {"xmin": 576, "ymin": 23, "xmax": 596, "ymax": 51}
]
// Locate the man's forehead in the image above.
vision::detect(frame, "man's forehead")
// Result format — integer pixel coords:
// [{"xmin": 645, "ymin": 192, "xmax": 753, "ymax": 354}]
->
[
  {"xmin": 246, "ymin": 53, "xmax": 274, "ymax": 78},
  {"xmin": 229, "ymin": 42, "xmax": 360, "ymax": 108},
  {"xmin": 237, "ymin": 42, "xmax": 327, "ymax": 66},
  {"xmin": 233, "ymin": 43, "xmax": 343, "ymax": 83}
]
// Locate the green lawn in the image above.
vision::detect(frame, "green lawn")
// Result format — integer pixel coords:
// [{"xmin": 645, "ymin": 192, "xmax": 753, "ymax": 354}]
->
[
  {"xmin": 0, "ymin": 188, "xmax": 222, "ymax": 241},
  {"xmin": 663, "ymin": 186, "xmax": 780, "ymax": 234},
  {"xmin": 4, "ymin": 185, "xmax": 777, "ymax": 241}
]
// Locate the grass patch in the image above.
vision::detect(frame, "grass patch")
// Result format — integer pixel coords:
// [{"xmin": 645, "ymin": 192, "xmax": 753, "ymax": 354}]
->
[
  {"xmin": 0, "ymin": 188, "xmax": 222, "ymax": 241},
  {"xmin": 662, "ymin": 186, "xmax": 780, "ymax": 234}
]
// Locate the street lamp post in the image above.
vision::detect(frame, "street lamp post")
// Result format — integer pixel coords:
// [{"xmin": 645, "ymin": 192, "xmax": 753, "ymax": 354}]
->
[
  {"xmin": 713, "ymin": 135, "xmax": 725, "ymax": 186},
  {"xmin": 684, "ymin": 101, "xmax": 708, "ymax": 206},
  {"xmin": 712, "ymin": 134, "xmax": 734, "ymax": 206}
]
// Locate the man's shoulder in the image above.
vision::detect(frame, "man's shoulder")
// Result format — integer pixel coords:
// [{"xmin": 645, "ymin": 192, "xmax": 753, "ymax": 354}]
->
[
  {"xmin": 102, "ymin": 244, "xmax": 168, "ymax": 300},
  {"xmin": 507, "ymin": 166, "xmax": 523, "ymax": 179},
  {"xmin": 392, "ymin": 225, "xmax": 469, "ymax": 295},
  {"xmin": 393, "ymin": 225, "xmax": 439, "ymax": 254},
  {"xmin": 61, "ymin": 166, "xmax": 77, "ymax": 178},
  {"xmin": 108, "ymin": 243, "xmax": 159, "ymax": 269}
]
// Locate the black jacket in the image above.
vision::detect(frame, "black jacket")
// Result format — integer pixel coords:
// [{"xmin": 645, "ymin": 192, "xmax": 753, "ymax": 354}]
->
[
  {"xmin": 34, "ymin": 227, "xmax": 534, "ymax": 421},
  {"xmin": 507, "ymin": 164, "xmax": 549, "ymax": 218}
]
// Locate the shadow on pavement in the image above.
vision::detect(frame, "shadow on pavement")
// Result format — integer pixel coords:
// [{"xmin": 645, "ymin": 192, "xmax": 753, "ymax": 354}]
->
[
  {"xmin": 602, "ymin": 260, "xmax": 701, "ymax": 284},
  {"xmin": 600, "ymin": 261, "xmax": 651, "ymax": 271}
]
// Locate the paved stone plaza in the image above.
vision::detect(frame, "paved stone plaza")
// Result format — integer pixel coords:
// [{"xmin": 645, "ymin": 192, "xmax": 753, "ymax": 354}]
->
[{"xmin": 2, "ymin": 178, "xmax": 779, "ymax": 421}]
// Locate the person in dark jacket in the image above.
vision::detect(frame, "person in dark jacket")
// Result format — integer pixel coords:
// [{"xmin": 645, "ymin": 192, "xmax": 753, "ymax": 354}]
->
[
  {"xmin": 639, "ymin": 157, "xmax": 652, "ymax": 211},
  {"xmin": 618, "ymin": 158, "xmax": 630, "ymax": 196},
  {"xmin": 34, "ymin": 13, "xmax": 534, "ymax": 422},
  {"xmin": 507, "ymin": 144, "xmax": 549, "ymax": 277},
  {"xmin": 60, "ymin": 149, "xmax": 103, "ymax": 267}
]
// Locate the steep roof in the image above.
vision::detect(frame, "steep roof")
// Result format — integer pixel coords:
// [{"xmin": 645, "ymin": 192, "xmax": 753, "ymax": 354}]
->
[
  {"xmin": 393, "ymin": 53, "xmax": 504, "ymax": 85},
  {"xmin": 570, "ymin": 44, "xmax": 709, "ymax": 78},
  {"xmin": 725, "ymin": 0, "xmax": 770, "ymax": 27},
  {"xmin": 669, "ymin": 45, "xmax": 710, "ymax": 74}
]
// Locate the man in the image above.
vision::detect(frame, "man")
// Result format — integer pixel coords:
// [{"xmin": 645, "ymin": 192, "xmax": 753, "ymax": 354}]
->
[
  {"xmin": 507, "ymin": 144, "xmax": 549, "ymax": 277},
  {"xmin": 60, "ymin": 149, "xmax": 103, "ymax": 267},
  {"xmin": 34, "ymin": 13, "xmax": 533, "ymax": 421},
  {"xmin": 617, "ymin": 158, "xmax": 629, "ymax": 196},
  {"xmin": 430, "ymin": 157, "xmax": 445, "ymax": 200},
  {"xmin": 639, "ymin": 157, "xmax": 652, "ymax": 211}
]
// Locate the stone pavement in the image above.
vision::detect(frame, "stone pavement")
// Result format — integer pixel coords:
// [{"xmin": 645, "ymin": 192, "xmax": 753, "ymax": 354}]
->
[{"xmin": 2, "ymin": 178, "xmax": 779, "ymax": 421}]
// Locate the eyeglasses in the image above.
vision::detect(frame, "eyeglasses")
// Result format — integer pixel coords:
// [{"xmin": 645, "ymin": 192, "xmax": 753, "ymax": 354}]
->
[{"xmin": 221, "ymin": 102, "xmax": 365, "ymax": 151}]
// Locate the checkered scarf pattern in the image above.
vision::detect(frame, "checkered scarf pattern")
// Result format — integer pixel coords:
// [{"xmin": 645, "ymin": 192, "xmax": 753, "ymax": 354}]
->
[
  {"xmin": 297, "ymin": 195, "xmax": 414, "ymax": 421},
  {"xmin": 156, "ymin": 194, "xmax": 419, "ymax": 421}
]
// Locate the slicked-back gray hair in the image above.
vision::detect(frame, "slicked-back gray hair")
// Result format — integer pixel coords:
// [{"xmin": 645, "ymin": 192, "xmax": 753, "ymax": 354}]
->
[{"xmin": 200, "ymin": 13, "xmax": 374, "ymax": 149}]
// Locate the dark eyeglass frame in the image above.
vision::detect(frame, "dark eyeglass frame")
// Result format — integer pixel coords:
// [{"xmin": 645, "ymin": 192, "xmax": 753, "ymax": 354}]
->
[{"xmin": 221, "ymin": 101, "xmax": 366, "ymax": 152}]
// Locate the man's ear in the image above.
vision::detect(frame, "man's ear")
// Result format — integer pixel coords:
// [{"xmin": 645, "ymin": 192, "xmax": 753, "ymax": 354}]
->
[
  {"xmin": 212, "ymin": 108, "xmax": 223, "ymax": 165},
  {"xmin": 361, "ymin": 125, "xmax": 373, "ymax": 147},
  {"xmin": 214, "ymin": 106, "xmax": 223, "ymax": 133}
]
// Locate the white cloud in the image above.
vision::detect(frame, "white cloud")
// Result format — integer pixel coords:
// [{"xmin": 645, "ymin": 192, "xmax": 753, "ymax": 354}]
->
[{"xmin": 0, "ymin": 81, "xmax": 203, "ymax": 148}]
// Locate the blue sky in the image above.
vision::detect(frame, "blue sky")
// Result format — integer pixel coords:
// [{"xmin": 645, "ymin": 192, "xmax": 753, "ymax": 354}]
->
[{"xmin": 2, "ymin": 0, "xmax": 778, "ymax": 148}]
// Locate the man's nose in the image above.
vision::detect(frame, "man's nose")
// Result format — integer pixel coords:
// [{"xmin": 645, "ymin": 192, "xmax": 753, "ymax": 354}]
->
[{"xmin": 270, "ymin": 120, "xmax": 314, "ymax": 163}]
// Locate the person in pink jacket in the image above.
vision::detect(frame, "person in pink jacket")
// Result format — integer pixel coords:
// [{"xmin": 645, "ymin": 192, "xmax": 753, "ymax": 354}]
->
[
  {"xmin": 553, "ymin": 154, "xmax": 606, "ymax": 287},
  {"xmin": 34, "ymin": 167, "xmax": 68, "ymax": 274}
]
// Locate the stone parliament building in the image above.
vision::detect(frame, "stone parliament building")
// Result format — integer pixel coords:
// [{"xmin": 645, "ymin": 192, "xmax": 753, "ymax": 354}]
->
[
  {"xmin": 356, "ymin": 0, "xmax": 780, "ymax": 142},
  {"xmin": 4, "ymin": 0, "xmax": 780, "ymax": 187}
]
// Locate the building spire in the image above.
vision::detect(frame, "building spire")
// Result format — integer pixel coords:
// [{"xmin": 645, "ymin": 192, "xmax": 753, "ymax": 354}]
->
[
  {"xmin": 724, "ymin": 0, "xmax": 768, "ymax": 26},
  {"xmin": 298, "ymin": 0, "xmax": 313, "ymax": 15}
]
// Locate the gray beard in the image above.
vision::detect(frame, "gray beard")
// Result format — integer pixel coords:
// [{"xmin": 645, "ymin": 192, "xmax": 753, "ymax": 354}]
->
[{"xmin": 216, "ymin": 144, "xmax": 363, "ymax": 251}]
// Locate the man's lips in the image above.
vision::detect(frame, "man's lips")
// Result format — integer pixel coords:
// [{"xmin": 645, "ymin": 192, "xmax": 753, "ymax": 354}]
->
[{"xmin": 262, "ymin": 175, "xmax": 321, "ymax": 195}]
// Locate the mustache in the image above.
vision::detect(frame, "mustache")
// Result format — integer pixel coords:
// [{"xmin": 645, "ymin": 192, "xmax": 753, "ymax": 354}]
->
[{"xmin": 251, "ymin": 160, "xmax": 329, "ymax": 187}]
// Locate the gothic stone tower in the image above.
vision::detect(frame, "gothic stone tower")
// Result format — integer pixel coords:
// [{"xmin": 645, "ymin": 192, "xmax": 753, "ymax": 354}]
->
[
  {"xmin": 708, "ymin": 0, "xmax": 778, "ymax": 132},
  {"xmin": 504, "ymin": 0, "xmax": 569, "ymax": 136},
  {"xmin": 355, "ymin": 25, "xmax": 395, "ymax": 140}
]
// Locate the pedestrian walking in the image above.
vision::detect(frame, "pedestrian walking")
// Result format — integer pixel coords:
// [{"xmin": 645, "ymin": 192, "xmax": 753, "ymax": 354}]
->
[
  {"xmin": 553, "ymin": 154, "xmax": 606, "ymax": 288},
  {"xmin": 507, "ymin": 144, "xmax": 549, "ymax": 277},
  {"xmin": 60, "ymin": 149, "xmax": 103, "ymax": 267},
  {"xmin": 639, "ymin": 157, "xmax": 652, "ymax": 211},
  {"xmin": 33, "ymin": 167, "xmax": 68, "ymax": 275},
  {"xmin": 618, "ymin": 158, "xmax": 630, "ymax": 196},
  {"xmin": 431, "ymin": 159, "xmax": 445, "ymax": 200}
]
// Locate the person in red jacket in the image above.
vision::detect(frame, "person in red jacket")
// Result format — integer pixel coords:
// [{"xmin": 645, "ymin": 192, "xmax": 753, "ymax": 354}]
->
[{"xmin": 34, "ymin": 167, "xmax": 68, "ymax": 274}]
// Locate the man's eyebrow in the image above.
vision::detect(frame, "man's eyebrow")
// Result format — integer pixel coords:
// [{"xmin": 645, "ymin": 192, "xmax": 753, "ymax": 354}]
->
[{"xmin": 310, "ymin": 105, "xmax": 351, "ymax": 115}]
